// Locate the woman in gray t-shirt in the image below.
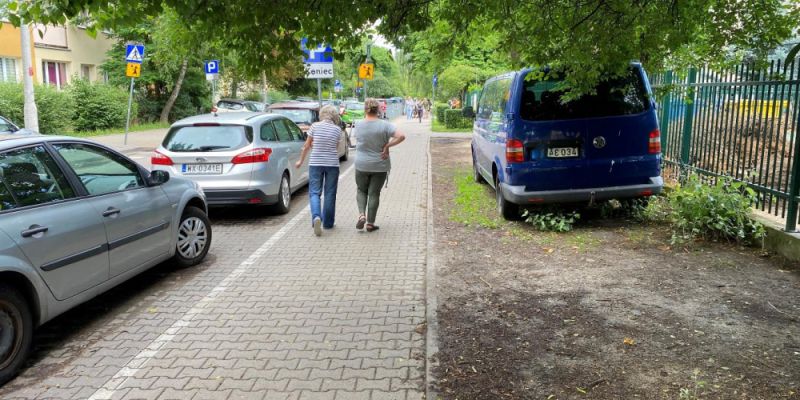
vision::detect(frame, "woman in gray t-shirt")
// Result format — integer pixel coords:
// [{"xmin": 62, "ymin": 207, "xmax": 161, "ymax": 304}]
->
[{"xmin": 354, "ymin": 98, "xmax": 406, "ymax": 231}]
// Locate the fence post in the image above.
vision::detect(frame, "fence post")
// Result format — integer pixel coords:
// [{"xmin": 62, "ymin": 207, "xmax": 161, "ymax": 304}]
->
[
  {"xmin": 785, "ymin": 112, "xmax": 800, "ymax": 231},
  {"xmin": 658, "ymin": 71, "xmax": 673, "ymax": 152},
  {"xmin": 680, "ymin": 68, "xmax": 697, "ymax": 172}
]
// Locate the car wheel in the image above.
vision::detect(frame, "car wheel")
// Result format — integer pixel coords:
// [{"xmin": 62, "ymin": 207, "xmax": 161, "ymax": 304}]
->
[
  {"xmin": 173, "ymin": 206, "xmax": 212, "ymax": 268},
  {"xmin": 496, "ymin": 177, "xmax": 520, "ymax": 221},
  {"xmin": 273, "ymin": 173, "xmax": 291, "ymax": 214},
  {"xmin": 0, "ymin": 283, "xmax": 33, "ymax": 386},
  {"xmin": 472, "ymin": 150, "xmax": 484, "ymax": 184}
]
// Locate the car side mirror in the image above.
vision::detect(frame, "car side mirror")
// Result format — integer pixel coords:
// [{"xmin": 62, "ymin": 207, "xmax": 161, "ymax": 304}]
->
[
  {"xmin": 148, "ymin": 170, "xmax": 170, "ymax": 186},
  {"xmin": 462, "ymin": 107, "xmax": 476, "ymax": 119}
]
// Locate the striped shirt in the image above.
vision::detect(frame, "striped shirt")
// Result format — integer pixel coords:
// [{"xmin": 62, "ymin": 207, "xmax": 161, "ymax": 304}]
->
[{"xmin": 308, "ymin": 121, "xmax": 342, "ymax": 167}]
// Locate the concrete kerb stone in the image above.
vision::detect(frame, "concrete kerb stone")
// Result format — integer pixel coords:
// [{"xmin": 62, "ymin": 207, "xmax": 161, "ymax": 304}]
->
[{"xmin": 424, "ymin": 132, "xmax": 441, "ymax": 400}]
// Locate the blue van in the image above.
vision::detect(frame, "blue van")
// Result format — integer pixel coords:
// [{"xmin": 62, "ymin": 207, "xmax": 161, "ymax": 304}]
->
[{"xmin": 472, "ymin": 63, "xmax": 663, "ymax": 219}]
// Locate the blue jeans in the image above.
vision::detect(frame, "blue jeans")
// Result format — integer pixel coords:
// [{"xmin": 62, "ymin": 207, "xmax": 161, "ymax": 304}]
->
[{"xmin": 309, "ymin": 166, "xmax": 340, "ymax": 229}]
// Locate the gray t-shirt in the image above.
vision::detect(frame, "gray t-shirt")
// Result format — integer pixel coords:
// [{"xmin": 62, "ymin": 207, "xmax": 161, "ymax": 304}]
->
[{"xmin": 355, "ymin": 119, "xmax": 396, "ymax": 172}]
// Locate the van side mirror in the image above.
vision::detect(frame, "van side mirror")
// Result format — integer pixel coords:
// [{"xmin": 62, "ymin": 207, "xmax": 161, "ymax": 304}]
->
[
  {"xmin": 462, "ymin": 107, "xmax": 476, "ymax": 119},
  {"xmin": 148, "ymin": 170, "xmax": 170, "ymax": 186}
]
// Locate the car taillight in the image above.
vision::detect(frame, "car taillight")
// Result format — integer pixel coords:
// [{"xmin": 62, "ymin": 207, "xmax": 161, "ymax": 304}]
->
[
  {"xmin": 151, "ymin": 151, "xmax": 173, "ymax": 166},
  {"xmin": 649, "ymin": 129, "xmax": 661, "ymax": 154},
  {"xmin": 506, "ymin": 139, "xmax": 525, "ymax": 163},
  {"xmin": 232, "ymin": 148, "xmax": 272, "ymax": 164}
]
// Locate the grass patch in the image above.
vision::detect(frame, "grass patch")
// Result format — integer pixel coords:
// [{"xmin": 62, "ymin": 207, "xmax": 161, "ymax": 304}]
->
[
  {"xmin": 61, "ymin": 122, "xmax": 170, "ymax": 137},
  {"xmin": 432, "ymin": 117, "xmax": 471, "ymax": 133},
  {"xmin": 451, "ymin": 172, "xmax": 502, "ymax": 228}
]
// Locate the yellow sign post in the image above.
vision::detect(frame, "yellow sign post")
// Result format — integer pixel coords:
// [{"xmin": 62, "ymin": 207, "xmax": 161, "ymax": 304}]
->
[
  {"xmin": 126, "ymin": 63, "xmax": 141, "ymax": 78},
  {"xmin": 358, "ymin": 63, "xmax": 374, "ymax": 80}
]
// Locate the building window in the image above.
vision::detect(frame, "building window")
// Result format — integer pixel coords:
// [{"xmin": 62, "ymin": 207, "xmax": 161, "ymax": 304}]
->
[
  {"xmin": 0, "ymin": 58, "xmax": 17, "ymax": 83},
  {"xmin": 42, "ymin": 61, "xmax": 68, "ymax": 89},
  {"xmin": 81, "ymin": 64, "xmax": 92, "ymax": 80}
]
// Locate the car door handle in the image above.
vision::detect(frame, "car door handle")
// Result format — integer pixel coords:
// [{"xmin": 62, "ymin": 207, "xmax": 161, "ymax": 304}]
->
[
  {"xmin": 21, "ymin": 225, "xmax": 48, "ymax": 238},
  {"xmin": 102, "ymin": 207, "xmax": 121, "ymax": 217}
]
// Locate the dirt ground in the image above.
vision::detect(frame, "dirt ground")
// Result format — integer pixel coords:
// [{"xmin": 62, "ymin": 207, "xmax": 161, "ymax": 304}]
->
[{"xmin": 430, "ymin": 136, "xmax": 800, "ymax": 400}]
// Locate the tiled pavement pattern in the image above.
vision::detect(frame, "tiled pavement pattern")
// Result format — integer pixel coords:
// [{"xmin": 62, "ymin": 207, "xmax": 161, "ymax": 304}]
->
[{"xmin": 0, "ymin": 119, "xmax": 431, "ymax": 400}]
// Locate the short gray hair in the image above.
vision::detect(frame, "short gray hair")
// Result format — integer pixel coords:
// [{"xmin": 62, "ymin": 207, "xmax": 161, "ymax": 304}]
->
[{"xmin": 319, "ymin": 105, "xmax": 341, "ymax": 125}]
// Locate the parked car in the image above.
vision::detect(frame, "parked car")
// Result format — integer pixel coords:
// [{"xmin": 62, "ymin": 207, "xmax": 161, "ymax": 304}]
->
[
  {"xmin": 268, "ymin": 102, "xmax": 349, "ymax": 161},
  {"xmin": 152, "ymin": 112, "xmax": 312, "ymax": 212},
  {"xmin": 0, "ymin": 116, "xmax": 38, "ymax": 135},
  {"xmin": 0, "ymin": 135, "xmax": 210, "ymax": 385},
  {"xmin": 472, "ymin": 63, "xmax": 663, "ymax": 220},
  {"xmin": 341, "ymin": 101, "xmax": 365, "ymax": 127},
  {"xmin": 215, "ymin": 99, "xmax": 267, "ymax": 113}
]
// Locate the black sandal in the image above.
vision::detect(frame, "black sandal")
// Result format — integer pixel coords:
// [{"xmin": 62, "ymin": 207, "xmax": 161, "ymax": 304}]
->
[
  {"xmin": 356, "ymin": 215, "xmax": 366, "ymax": 230},
  {"xmin": 366, "ymin": 224, "xmax": 380, "ymax": 232}
]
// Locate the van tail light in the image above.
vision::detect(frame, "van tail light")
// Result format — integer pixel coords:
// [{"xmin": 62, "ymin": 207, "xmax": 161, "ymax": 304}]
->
[
  {"xmin": 649, "ymin": 129, "xmax": 661, "ymax": 154},
  {"xmin": 232, "ymin": 148, "xmax": 272, "ymax": 164},
  {"xmin": 151, "ymin": 151, "xmax": 173, "ymax": 166},
  {"xmin": 506, "ymin": 139, "xmax": 525, "ymax": 163}
]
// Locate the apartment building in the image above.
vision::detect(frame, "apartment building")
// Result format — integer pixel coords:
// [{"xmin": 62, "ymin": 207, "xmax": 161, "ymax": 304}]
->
[
  {"xmin": 32, "ymin": 23, "xmax": 114, "ymax": 89},
  {"xmin": 0, "ymin": 22, "xmax": 36, "ymax": 83}
]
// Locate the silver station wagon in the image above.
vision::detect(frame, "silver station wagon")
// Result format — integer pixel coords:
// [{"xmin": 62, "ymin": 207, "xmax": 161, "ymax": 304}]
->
[
  {"xmin": 0, "ymin": 135, "xmax": 210, "ymax": 385},
  {"xmin": 152, "ymin": 112, "xmax": 317, "ymax": 213}
]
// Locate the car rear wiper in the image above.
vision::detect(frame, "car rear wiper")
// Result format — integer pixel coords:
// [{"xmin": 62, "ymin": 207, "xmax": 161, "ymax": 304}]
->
[{"xmin": 197, "ymin": 145, "xmax": 231, "ymax": 151}]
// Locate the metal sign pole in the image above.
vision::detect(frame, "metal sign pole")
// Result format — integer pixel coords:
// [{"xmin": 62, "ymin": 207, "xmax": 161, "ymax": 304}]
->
[
  {"xmin": 124, "ymin": 77, "xmax": 135, "ymax": 145},
  {"xmin": 317, "ymin": 78, "xmax": 322, "ymax": 108}
]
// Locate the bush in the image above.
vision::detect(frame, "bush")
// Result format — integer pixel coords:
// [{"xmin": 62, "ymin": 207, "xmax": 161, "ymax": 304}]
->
[
  {"xmin": 68, "ymin": 79, "xmax": 131, "ymax": 132},
  {"xmin": 444, "ymin": 108, "xmax": 473, "ymax": 129},
  {"xmin": 522, "ymin": 209, "xmax": 580, "ymax": 232},
  {"xmin": 435, "ymin": 104, "xmax": 447, "ymax": 122},
  {"xmin": 662, "ymin": 175, "xmax": 765, "ymax": 244},
  {"xmin": 0, "ymin": 82, "xmax": 74, "ymax": 134}
]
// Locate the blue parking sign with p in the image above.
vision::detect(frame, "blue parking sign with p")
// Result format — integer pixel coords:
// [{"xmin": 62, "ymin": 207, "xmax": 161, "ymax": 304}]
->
[{"xmin": 205, "ymin": 60, "xmax": 220, "ymax": 74}]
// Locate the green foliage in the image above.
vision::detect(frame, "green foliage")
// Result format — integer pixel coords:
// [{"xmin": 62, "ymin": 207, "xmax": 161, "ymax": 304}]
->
[
  {"xmin": 438, "ymin": 63, "xmax": 484, "ymax": 100},
  {"xmin": 243, "ymin": 91, "xmax": 262, "ymax": 102},
  {"xmin": 451, "ymin": 172, "xmax": 501, "ymax": 228},
  {"xmin": 522, "ymin": 209, "xmax": 580, "ymax": 232},
  {"xmin": 662, "ymin": 175, "xmax": 765, "ymax": 244},
  {"xmin": 268, "ymin": 90, "xmax": 291, "ymax": 103},
  {"xmin": 443, "ymin": 108, "xmax": 473, "ymax": 129},
  {"xmin": 0, "ymin": 82, "xmax": 74, "ymax": 134},
  {"xmin": 67, "ymin": 79, "xmax": 131, "ymax": 131},
  {"xmin": 435, "ymin": 104, "xmax": 447, "ymax": 122}
]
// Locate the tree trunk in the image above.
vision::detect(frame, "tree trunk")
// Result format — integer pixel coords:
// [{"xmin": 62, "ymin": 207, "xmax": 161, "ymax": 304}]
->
[{"xmin": 160, "ymin": 58, "xmax": 188, "ymax": 124}]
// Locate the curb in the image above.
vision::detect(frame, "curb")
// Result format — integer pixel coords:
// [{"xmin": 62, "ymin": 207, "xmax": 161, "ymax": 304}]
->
[{"xmin": 425, "ymin": 134, "xmax": 441, "ymax": 400}]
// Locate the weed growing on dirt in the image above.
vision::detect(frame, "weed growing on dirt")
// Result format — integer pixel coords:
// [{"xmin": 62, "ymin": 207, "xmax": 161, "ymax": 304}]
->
[
  {"xmin": 451, "ymin": 172, "xmax": 502, "ymax": 228},
  {"xmin": 678, "ymin": 369, "xmax": 708, "ymax": 400},
  {"xmin": 522, "ymin": 209, "xmax": 580, "ymax": 232},
  {"xmin": 664, "ymin": 175, "xmax": 765, "ymax": 244}
]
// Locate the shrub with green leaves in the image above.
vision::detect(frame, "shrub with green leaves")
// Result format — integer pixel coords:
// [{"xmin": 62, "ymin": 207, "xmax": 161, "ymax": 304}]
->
[
  {"xmin": 666, "ymin": 175, "xmax": 765, "ymax": 244},
  {"xmin": 443, "ymin": 108, "xmax": 473, "ymax": 129},
  {"xmin": 435, "ymin": 105, "xmax": 447, "ymax": 122},
  {"xmin": 522, "ymin": 209, "xmax": 580, "ymax": 232},
  {"xmin": 0, "ymin": 82, "xmax": 74, "ymax": 134},
  {"xmin": 68, "ymin": 79, "xmax": 131, "ymax": 132}
]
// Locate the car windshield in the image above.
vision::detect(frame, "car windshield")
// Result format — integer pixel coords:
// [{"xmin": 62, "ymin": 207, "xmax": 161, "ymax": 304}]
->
[
  {"xmin": 217, "ymin": 101, "xmax": 244, "ymax": 110},
  {"xmin": 271, "ymin": 109, "xmax": 315, "ymax": 125},
  {"xmin": 520, "ymin": 69, "xmax": 650, "ymax": 121},
  {"xmin": 346, "ymin": 103, "xmax": 363, "ymax": 111},
  {"xmin": 163, "ymin": 125, "xmax": 252, "ymax": 152}
]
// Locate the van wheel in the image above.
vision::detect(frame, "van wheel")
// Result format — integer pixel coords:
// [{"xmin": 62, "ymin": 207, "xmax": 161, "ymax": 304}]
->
[
  {"xmin": 495, "ymin": 177, "xmax": 520, "ymax": 220},
  {"xmin": 0, "ymin": 283, "xmax": 33, "ymax": 386},
  {"xmin": 472, "ymin": 151, "xmax": 484, "ymax": 184},
  {"xmin": 173, "ymin": 207, "xmax": 212, "ymax": 268},
  {"xmin": 273, "ymin": 173, "xmax": 291, "ymax": 214}
]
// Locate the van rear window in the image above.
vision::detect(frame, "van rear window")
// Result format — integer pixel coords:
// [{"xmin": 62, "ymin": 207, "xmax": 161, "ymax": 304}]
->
[
  {"xmin": 163, "ymin": 125, "xmax": 252, "ymax": 152},
  {"xmin": 520, "ymin": 70, "xmax": 649, "ymax": 121}
]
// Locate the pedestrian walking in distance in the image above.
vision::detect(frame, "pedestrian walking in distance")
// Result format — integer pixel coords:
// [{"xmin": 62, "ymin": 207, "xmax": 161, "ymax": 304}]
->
[
  {"xmin": 354, "ymin": 98, "xmax": 406, "ymax": 232},
  {"xmin": 296, "ymin": 105, "xmax": 343, "ymax": 236}
]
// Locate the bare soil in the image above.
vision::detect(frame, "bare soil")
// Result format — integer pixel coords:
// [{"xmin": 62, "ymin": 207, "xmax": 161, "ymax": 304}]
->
[{"xmin": 430, "ymin": 136, "xmax": 800, "ymax": 400}]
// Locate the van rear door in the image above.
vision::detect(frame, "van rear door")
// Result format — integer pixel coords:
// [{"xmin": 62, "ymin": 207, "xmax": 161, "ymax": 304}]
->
[{"xmin": 510, "ymin": 67, "xmax": 660, "ymax": 191}]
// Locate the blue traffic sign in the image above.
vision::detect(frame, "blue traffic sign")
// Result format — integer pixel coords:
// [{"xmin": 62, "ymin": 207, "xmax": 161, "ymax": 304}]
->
[
  {"xmin": 301, "ymin": 38, "xmax": 333, "ymax": 63},
  {"xmin": 125, "ymin": 44, "xmax": 145, "ymax": 64},
  {"xmin": 334, "ymin": 79, "xmax": 341, "ymax": 86},
  {"xmin": 432, "ymin": 74, "xmax": 438, "ymax": 87},
  {"xmin": 205, "ymin": 60, "xmax": 220, "ymax": 74}
]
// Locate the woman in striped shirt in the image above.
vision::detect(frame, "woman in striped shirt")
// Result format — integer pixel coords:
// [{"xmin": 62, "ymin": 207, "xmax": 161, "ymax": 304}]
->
[{"xmin": 295, "ymin": 105, "xmax": 343, "ymax": 236}]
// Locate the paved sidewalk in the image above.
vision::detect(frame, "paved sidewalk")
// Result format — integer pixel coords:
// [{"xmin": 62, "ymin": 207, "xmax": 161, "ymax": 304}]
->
[
  {"xmin": 90, "ymin": 128, "xmax": 169, "ymax": 153},
  {"xmin": 0, "ymin": 118, "xmax": 431, "ymax": 400}
]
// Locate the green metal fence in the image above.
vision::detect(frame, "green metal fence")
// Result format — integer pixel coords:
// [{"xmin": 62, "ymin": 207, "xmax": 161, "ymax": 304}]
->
[{"xmin": 651, "ymin": 58, "xmax": 800, "ymax": 231}]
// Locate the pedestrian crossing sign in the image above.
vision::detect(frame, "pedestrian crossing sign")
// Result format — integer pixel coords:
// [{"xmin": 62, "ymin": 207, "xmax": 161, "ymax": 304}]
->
[
  {"xmin": 358, "ymin": 63, "xmax": 374, "ymax": 80},
  {"xmin": 126, "ymin": 63, "xmax": 141, "ymax": 78},
  {"xmin": 125, "ymin": 44, "xmax": 145, "ymax": 64}
]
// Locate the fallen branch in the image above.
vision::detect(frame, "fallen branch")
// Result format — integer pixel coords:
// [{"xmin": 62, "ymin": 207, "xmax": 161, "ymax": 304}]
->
[
  {"xmin": 479, "ymin": 277, "xmax": 493, "ymax": 289},
  {"xmin": 767, "ymin": 301, "xmax": 799, "ymax": 321}
]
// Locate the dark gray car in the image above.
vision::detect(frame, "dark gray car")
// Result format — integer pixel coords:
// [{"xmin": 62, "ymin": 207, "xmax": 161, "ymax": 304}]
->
[{"xmin": 0, "ymin": 135, "xmax": 211, "ymax": 385}]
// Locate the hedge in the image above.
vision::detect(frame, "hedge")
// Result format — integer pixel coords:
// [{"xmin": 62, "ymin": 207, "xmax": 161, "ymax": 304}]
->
[
  {"xmin": 435, "ymin": 105, "xmax": 447, "ymax": 122},
  {"xmin": 68, "ymin": 79, "xmax": 132, "ymax": 132},
  {"xmin": 0, "ymin": 82, "xmax": 74, "ymax": 134},
  {"xmin": 443, "ymin": 108, "xmax": 473, "ymax": 129}
]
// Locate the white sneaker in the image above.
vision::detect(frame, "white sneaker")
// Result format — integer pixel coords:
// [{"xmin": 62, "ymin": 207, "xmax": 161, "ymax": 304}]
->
[{"xmin": 313, "ymin": 217, "xmax": 322, "ymax": 237}]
